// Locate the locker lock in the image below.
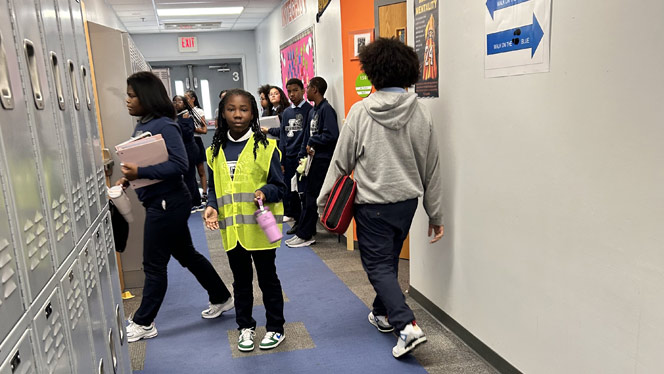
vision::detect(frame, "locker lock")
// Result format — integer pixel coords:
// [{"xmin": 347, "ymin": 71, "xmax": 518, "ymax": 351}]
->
[
  {"xmin": 45, "ymin": 303, "xmax": 53, "ymax": 319},
  {"xmin": 10, "ymin": 351, "xmax": 20, "ymax": 371}
]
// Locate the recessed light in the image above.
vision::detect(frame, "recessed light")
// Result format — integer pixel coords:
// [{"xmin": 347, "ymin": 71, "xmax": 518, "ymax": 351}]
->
[{"xmin": 157, "ymin": 7, "xmax": 243, "ymax": 17}]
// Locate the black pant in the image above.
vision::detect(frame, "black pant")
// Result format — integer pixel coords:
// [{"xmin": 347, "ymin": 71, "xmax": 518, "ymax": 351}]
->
[
  {"xmin": 282, "ymin": 156, "xmax": 301, "ymax": 220},
  {"xmin": 354, "ymin": 199, "xmax": 418, "ymax": 332},
  {"xmin": 226, "ymin": 245, "xmax": 285, "ymax": 334},
  {"xmin": 184, "ymin": 141, "xmax": 201, "ymax": 206},
  {"xmin": 296, "ymin": 157, "xmax": 331, "ymax": 240},
  {"xmin": 132, "ymin": 188, "xmax": 231, "ymax": 326}
]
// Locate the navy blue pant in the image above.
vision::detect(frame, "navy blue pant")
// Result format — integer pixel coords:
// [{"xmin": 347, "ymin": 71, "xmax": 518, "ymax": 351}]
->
[
  {"xmin": 184, "ymin": 141, "xmax": 201, "ymax": 206},
  {"xmin": 282, "ymin": 156, "xmax": 301, "ymax": 220},
  {"xmin": 226, "ymin": 245, "xmax": 285, "ymax": 334},
  {"xmin": 132, "ymin": 188, "xmax": 231, "ymax": 326},
  {"xmin": 296, "ymin": 157, "xmax": 331, "ymax": 240},
  {"xmin": 354, "ymin": 199, "xmax": 418, "ymax": 332}
]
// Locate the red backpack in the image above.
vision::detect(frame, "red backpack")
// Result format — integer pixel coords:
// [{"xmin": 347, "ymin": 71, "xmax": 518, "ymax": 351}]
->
[{"xmin": 320, "ymin": 175, "xmax": 356, "ymax": 234}]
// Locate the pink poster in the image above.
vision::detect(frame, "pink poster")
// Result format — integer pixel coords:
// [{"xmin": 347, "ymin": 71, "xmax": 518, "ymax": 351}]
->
[{"xmin": 280, "ymin": 27, "xmax": 315, "ymax": 92}]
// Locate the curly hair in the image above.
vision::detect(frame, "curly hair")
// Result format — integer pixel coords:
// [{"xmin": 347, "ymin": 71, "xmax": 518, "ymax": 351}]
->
[
  {"xmin": 359, "ymin": 37, "xmax": 420, "ymax": 90},
  {"xmin": 210, "ymin": 89, "xmax": 269, "ymax": 161},
  {"xmin": 257, "ymin": 84, "xmax": 271, "ymax": 101}
]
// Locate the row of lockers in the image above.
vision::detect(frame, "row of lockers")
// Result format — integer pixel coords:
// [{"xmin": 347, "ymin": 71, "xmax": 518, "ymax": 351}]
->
[{"xmin": 0, "ymin": 0, "xmax": 132, "ymax": 372}]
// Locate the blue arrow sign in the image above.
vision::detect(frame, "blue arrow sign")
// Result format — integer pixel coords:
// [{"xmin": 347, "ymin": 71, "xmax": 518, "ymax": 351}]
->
[
  {"xmin": 486, "ymin": 0, "xmax": 531, "ymax": 20},
  {"xmin": 486, "ymin": 14, "xmax": 543, "ymax": 58}
]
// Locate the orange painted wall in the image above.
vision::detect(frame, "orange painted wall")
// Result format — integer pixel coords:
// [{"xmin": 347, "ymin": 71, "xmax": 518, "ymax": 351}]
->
[{"xmin": 340, "ymin": 0, "xmax": 375, "ymax": 116}]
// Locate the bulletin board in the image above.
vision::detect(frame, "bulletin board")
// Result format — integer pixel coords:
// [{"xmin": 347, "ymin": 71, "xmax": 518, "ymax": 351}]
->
[{"xmin": 280, "ymin": 26, "xmax": 316, "ymax": 90}]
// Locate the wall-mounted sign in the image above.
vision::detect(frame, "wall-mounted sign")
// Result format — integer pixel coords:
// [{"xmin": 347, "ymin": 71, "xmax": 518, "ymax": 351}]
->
[
  {"xmin": 282, "ymin": 0, "xmax": 306, "ymax": 27},
  {"xmin": 484, "ymin": 0, "xmax": 551, "ymax": 77},
  {"xmin": 178, "ymin": 36, "xmax": 198, "ymax": 53},
  {"xmin": 355, "ymin": 73, "xmax": 372, "ymax": 98},
  {"xmin": 280, "ymin": 27, "xmax": 315, "ymax": 91},
  {"xmin": 414, "ymin": 0, "xmax": 439, "ymax": 98}
]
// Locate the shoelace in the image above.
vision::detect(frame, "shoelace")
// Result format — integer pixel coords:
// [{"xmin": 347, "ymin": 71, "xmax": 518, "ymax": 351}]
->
[{"xmin": 240, "ymin": 329, "xmax": 254, "ymax": 341}]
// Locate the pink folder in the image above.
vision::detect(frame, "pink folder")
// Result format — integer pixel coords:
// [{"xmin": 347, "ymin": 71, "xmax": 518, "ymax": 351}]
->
[{"xmin": 115, "ymin": 134, "xmax": 169, "ymax": 189}]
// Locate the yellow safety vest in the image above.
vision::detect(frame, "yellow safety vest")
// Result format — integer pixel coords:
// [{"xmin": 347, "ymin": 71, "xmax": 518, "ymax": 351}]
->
[{"xmin": 206, "ymin": 136, "xmax": 283, "ymax": 251}]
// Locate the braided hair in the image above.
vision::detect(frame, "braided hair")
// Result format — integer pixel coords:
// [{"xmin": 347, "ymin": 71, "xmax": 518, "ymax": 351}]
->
[{"xmin": 210, "ymin": 89, "xmax": 269, "ymax": 161}]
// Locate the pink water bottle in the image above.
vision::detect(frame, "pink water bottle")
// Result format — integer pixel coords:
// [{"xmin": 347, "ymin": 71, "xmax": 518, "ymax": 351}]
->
[{"xmin": 254, "ymin": 198, "xmax": 282, "ymax": 243}]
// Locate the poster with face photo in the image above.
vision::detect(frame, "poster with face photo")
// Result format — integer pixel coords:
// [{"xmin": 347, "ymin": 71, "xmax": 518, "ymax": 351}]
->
[{"xmin": 414, "ymin": 0, "xmax": 439, "ymax": 97}]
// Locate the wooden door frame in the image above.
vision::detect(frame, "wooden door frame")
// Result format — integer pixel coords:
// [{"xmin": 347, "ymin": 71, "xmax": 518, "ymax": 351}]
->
[{"xmin": 374, "ymin": 0, "xmax": 407, "ymax": 36}]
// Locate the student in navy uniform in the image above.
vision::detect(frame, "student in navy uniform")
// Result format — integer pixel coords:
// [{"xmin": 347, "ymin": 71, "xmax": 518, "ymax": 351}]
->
[
  {"xmin": 317, "ymin": 38, "xmax": 445, "ymax": 358},
  {"xmin": 117, "ymin": 72, "xmax": 233, "ymax": 343},
  {"xmin": 172, "ymin": 95, "xmax": 202, "ymax": 213},
  {"xmin": 286, "ymin": 77, "xmax": 339, "ymax": 248},
  {"xmin": 184, "ymin": 89, "xmax": 208, "ymax": 207},
  {"xmin": 262, "ymin": 78, "xmax": 312, "ymax": 231}
]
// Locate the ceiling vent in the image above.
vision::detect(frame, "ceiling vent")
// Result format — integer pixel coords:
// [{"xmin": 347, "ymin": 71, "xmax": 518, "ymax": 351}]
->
[{"xmin": 162, "ymin": 22, "xmax": 222, "ymax": 31}]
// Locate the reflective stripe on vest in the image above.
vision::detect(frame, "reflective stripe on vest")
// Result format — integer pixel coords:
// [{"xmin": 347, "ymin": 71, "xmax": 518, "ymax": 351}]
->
[{"xmin": 207, "ymin": 136, "xmax": 284, "ymax": 251}]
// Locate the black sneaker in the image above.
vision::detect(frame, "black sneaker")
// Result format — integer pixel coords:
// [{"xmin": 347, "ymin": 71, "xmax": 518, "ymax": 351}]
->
[{"xmin": 286, "ymin": 223, "xmax": 298, "ymax": 235}]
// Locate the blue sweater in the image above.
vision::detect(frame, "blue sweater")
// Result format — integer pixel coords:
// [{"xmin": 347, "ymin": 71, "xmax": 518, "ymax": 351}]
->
[
  {"xmin": 298, "ymin": 99, "xmax": 339, "ymax": 160},
  {"xmin": 206, "ymin": 137, "xmax": 285, "ymax": 211},
  {"xmin": 278, "ymin": 101, "xmax": 312, "ymax": 159},
  {"xmin": 132, "ymin": 116, "xmax": 188, "ymax": 203}
]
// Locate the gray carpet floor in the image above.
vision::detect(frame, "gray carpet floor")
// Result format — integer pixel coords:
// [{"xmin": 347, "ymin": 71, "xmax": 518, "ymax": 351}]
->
[{"xmin": 123, "ymin": 216, "xmax": 498, "ymax": 373}]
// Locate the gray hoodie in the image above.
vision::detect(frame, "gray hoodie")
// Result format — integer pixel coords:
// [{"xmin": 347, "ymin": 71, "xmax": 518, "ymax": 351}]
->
[{"xmin": 317, "ymin": 90, "xmax": 443, "ymax": 225}]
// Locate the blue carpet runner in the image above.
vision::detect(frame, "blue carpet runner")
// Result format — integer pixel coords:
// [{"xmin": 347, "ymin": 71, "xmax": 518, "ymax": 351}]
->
[{"xmin": 135, "ymin": 215, "xmax": 427, "ymax": 373}]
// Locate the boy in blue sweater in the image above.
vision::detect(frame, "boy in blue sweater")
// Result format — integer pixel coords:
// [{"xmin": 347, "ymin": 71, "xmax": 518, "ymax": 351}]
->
[
  {"xmin": 286, "ymin": 77, "xmax": 339, "ymax": 247},
  {"xmin": 274, "ymin": 78, "xmax": 312, "ymax": 232}
]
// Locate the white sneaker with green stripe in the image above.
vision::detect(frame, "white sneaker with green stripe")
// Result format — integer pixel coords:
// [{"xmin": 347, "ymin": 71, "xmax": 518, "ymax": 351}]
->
[
  {"xmin": 238, "ymin": 328, "xmax": 256, "ymax": 352},
  {"xmin": 259, "ymin": 331, "xmax": 285, "ymax": 350}
]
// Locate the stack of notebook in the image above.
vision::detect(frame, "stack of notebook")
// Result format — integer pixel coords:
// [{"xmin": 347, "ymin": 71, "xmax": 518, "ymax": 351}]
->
[{"xmin": 115, "ymin": 132, "xmax": 168, "ymax": 189}]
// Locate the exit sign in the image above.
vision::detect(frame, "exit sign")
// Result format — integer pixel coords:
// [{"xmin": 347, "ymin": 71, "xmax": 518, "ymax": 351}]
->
[{"xmin": 178, "ymin": 37, "xmax": 198, "ymax": 52}]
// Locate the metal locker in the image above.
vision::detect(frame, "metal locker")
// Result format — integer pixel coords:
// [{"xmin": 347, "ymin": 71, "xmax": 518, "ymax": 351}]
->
[
  {"xmin": 0, "ymin": 330, "xmax": 38, "ymax": 374},
  {"xmin": 55, "ymin": 0, "xmax": 100, "ymax": 222},
  {"xmin": 99, "ymin": 215, "xmax": 131, "ymax": 374},
  {"xmin": 0, "ymin": 181, "xmax": 24, "ymax": 343},
  {"xmin": 32, "ymin": 288, "xmax": 73, "ymax": 373},
  {"xmin": 68, "ymin": 0, "xmax": 107, "ymax": 209},
  {"xmin": 35, "ymin": 0, "xmax": 87, "ymax": 244},
  {"xmin": 0, "ymin": 0, "xmax": 54, "ymax": 300},
  {"xmin": 78, "ymin": 244, "xmax": 113, "ymax": 374},
  {"xmin": 59, "ymin": 259, "xmax": 95, "ymax": 374},
  {"xmin": 7, "ymin": 0, "xmax": 76, "ymax": 270}
]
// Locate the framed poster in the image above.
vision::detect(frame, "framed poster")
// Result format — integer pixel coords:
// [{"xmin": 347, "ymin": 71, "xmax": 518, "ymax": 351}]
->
[
  {"xmin": 280, "ymin": 27, "xmax": 316, "ymax": 90},
  {"xmin": 348, "ymin": 29, "xmax": 374, "ymax": 60}
]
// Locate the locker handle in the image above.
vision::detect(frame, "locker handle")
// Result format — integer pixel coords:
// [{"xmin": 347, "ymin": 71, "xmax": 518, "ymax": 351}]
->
[
  {"xmin": 80, "ymin": 65, "xmax": 92, "ymax": 110},
  {"xmin": 23, "ymin": 40, "xmax": 44, "ymax": 110},
  {"xmin": 0, "ymin": 31, "xmax": 14, "ymax": 109},
  {"xmin": 98, "ymin": 358, "xmax": 104, "ymax": 374},
  {"xmin": 10, "ymin": 351, "xmax": 20, "ymax": 372},
  {"xmin": 116, "ymin": 304, "xmax": 125, "ymax": 345},
  {"xmin": 50, "ymin": 52, "xmax": 65, "ymax": 110},
  {"xmin": 67, "ymin": 60, "xmax": 80, "ymax": 110},
  {"xmin": 108, "ymin": 329, "xmax": 118, "ymax": 374}
]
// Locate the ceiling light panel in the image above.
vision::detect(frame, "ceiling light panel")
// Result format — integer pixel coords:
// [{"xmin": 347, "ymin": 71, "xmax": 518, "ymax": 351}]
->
[{"xmin": 157, "ymin": 7, "xmax": 243, "ymax": 16}]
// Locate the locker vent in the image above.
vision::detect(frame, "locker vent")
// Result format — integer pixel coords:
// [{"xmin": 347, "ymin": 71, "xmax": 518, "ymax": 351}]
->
[
  {"xmin": 82, "ymin": 250, "xmax": 97, "ymax": 298},
  {"xmin": 94, "ymin": 231, "xmax": 107, "ymax": 274},
  {"xmin": 64, "ymin": 272, "xmax": 85, "ymax": 330},
  {"xmin": 24, "ymin": 211, "xmax": 49, "ymax": 271},
  {"xmin": 96, "ymin": 167, "xmax": 106, "ymax": 202},
  {"xmin": 126, "ymin": 37, "xmax": 150, "ymax": 73},
  {"xmin": 103, "ymin": 217, "xmax": 114, "ymax": 254},
  {"xmin": 0, "ymin": 238, "xmax": 19, "ymax": 305},
  {"xmin": 40, "ymin": 303, "xmax": 67, "ymax": 371},
  {"xmin": 51, "ymin": 194, "xmax": 71, "ymax": 242},
  {"xmin": 86, "ymin": 174, "xmax": 98, "ymax": 209},
  {"xmin": 72, "ymin": 182, "xmax": 85, "ymax": 222}
]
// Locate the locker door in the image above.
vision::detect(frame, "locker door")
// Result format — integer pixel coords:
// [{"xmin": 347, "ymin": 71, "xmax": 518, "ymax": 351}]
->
[
  {"xmin": 56, "ymin": 0, "xmax": 100, "ymax": 221},
  {"xmin": 0, "ymin": 330, "xmax": 38, "ymax": 374},
  {"xmin": 32, "ymin": 288, "xmax": 73, "ymax": 373},
  {"xmin": 60, "ymin": 259, "xmax": 95, "ymax": 374},
  {"xmin": 68, "ymin": 0, "xmax": 106, "ymax": 210},
  {"xmin": 53, "ymin": 0, "xmax": 95, "ymax": 228},
  {"xmin": 79, "ymin": 244, "xmax": 113, "ymax": 374},
  {"xmin": 0, "ymin": 178, "xmax": 23, "ymax": 343},
  {"xmin": 36, "ymin": 0, "xmax": 87, "ymax": 244},
  {"xmin": 0, "ymin": 0, "xmax": 54, "ymax": 300},
  {"xmin": 7, "ymin": 0, "xmax": 76, "ymax": 269}
]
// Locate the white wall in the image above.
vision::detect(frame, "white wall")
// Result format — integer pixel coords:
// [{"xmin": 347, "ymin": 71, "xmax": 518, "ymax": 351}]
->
[
  {"xmin": 255, "ymin": 0, "xmax": 344, "ymax": 121},
  {"xmin": 131, "ymin": 32, "xmax": 260, "ymax": 96},
  {"xmin": 82, "ymin": 0, "xmax": 126, "ymax": 31},
  {"xmin": 408, "ymin": 0, "xmax": 664, "ymax": 373}
]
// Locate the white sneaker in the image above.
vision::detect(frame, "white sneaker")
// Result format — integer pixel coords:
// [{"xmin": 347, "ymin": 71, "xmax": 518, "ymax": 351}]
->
[
  {"xmin": 285, "ymin": 235, "xmax": 299, "ymax": 245},
  {"xmin": 201, "ymin": 297, "xmax": 234, "ymax": 319},
  {"xmin": 259, "ymin": 331, "xmax": 285, "ymax": 350},
  {"xmin": 283, "ymin": 216, "xmax": 294, "ymax": 222},
  {"xmin": 286, "ymin": 236, "xmax": 315, "ymax": 248},
  {"xmin": 368, "ymin": 312, "xmax": 394, "ymax": 333},
  {"xmin": 392, "ymin": 321, "xmax": 427, "ymax": 358},
  {"xmin": 126, "ymin": 320, "xmax": 158, "ymax": 342},
  {"xmin": 238, "ymin": 328, "xmax": 256, "ymax": 352}
]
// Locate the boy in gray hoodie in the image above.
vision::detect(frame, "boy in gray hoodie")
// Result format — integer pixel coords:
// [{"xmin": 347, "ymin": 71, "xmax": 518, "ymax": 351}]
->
[{"xmin": 317, "ymin": 38, "xmax": 444, "ymax": 358}]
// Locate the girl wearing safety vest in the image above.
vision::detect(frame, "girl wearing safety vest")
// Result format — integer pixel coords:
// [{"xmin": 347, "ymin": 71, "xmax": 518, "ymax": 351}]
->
[{"xmin": 203, "ymin": 89, "xmax": 287, "ymax": 352}]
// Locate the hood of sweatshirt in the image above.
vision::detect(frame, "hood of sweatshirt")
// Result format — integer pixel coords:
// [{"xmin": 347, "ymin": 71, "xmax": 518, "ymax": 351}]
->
[{"xmin": 362, "ymin": 90, "xmax": 418, "ymax": 130}]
